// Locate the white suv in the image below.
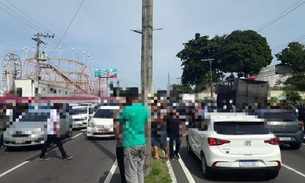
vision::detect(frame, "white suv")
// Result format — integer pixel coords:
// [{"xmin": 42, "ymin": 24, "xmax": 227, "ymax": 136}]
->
[{"xmin": 186, "ymin": 112, "xmax": 281, "ymax": 180}]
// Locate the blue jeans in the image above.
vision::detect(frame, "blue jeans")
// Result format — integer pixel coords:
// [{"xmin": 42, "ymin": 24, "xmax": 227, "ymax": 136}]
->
[
  {"xmin": 169, "ymin": 135, "xmax": 181, "ymax": 158},
  {"xmin": 124, "ymin": 144, "xmax": 145, "ymax": 183}
]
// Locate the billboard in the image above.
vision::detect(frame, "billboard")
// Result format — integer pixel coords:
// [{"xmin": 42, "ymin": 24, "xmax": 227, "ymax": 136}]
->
[{"xmin": 94, "ymin": 68, "xmax": 118, "ymax": 78}]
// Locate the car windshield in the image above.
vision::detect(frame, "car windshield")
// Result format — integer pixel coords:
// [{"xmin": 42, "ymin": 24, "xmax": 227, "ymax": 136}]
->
[
  {"xmin": 18, "ymin": 112, "xmax": 50, "ymax": 122},
  {"xmin": 259, "ymin": 112, "xmax": 297, "ymax": 122},
  {"xmin": 214, "ymin": 121, "xmax": 270, "ymax": 135},
  {"xmin": 93, "ymin": 109, "xmax": 116, "ymax": 118},
  {"xmin": 71, "ymin": 108, "xmax": 87, "ymax": 115}
]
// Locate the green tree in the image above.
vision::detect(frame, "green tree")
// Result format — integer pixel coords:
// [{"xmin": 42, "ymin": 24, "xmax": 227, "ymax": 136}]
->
[
  {"xmin": 171, "ymin": 84, "xmax": 193, "ymax": 94},
  {"xmin": 220, "ymin": 30, "xmax": 273, "ymax": 76},
  {"xmin": 282, "ymin": 86, "xmax": 302, "ymax": 103},
  {"xmin": 176, "ymin": 33, "xmax": 225, "ymax": 88},
  {"xmin": 284, "ymin": 72, "xmax": 305, "ymax": 91},
  {"xmin": 176, "ymin": 33, "xmax": 211, "ymax": 86},
  {"xmin": 275, "ymin": 42, "xmax": 305, "ymax": 73}
]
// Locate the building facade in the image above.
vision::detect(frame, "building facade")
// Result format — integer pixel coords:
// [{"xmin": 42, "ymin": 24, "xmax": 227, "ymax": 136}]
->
[
  {"xmin": 14, "ymin": 79, "xmax": 71, "ymax": 97},
  {"xmin": 256, "ymin": 64, "xmax": 293, "ymax": 87}
]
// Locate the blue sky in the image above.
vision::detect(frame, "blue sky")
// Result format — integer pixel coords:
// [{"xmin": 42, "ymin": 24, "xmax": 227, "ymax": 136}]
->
[{"xmin": 0, "ymin": 0, "xmax": 305, "ymax": 92}]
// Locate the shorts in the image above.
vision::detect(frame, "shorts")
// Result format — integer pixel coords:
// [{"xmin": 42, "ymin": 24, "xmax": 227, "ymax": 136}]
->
[{"xmin": 151, "ymin": 132, "xmax": 167, "ymax": 148}]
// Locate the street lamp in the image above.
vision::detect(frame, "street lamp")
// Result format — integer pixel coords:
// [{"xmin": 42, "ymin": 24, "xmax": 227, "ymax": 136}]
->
[{"xmin": 201, "ymin": 58, "xmax": 215, "ymax": 100}]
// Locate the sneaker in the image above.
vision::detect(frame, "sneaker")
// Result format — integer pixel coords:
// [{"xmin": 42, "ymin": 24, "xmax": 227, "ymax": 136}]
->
[
  {"xmin": 174, "ymin": 154, "xmax": 180, "ymax": 159},
  {"xmin": 63, "ymin": 155, "xmax": 73, "ymax": 160},
  {"xmin": 39, "ymin": 156, "xmax": 50, "ymax": 161},
  {"xmin": 169, "ymin": 156, "xmax": 175, "ymax": 161}
]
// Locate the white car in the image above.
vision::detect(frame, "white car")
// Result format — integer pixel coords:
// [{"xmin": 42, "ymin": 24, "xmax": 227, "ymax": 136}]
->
[
  {"xmin": 71, "ymin": 106, "xmax": 92, "ymax": 129},
  {"xmin": 186, "ymin": 112, "xmax": 281, "ymax": 180},
  {"xmin": 86, "ymin": 105, "xmax": 120, "ymax": 139}
]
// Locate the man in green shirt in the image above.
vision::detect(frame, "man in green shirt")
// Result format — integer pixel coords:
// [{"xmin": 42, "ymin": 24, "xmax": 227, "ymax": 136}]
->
[{"xmin": 115, "ymin": 88, "xmax": 149, "ymax": 183}]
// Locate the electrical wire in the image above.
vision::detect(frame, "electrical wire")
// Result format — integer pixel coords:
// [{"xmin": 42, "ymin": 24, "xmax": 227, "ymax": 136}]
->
[
  {"xmin": 0, "ymin": 2, "xmax": 41, "ymax": 32},
  {"xmin": 49, "ymin": 0, "xmax": 85, "ymax": 56},
  {"xmin": 257, "ymin": 0, "xmax": 305, "ymax": 32},
  {"xmin": 272, "ymin": 34, "xmax": 305, "ymax": 52}
]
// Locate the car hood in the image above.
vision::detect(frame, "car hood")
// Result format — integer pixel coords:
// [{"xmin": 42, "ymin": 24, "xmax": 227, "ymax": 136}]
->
[{"xmin": 72, "ymin": 114, "xmax": 88, "ymax": 119}]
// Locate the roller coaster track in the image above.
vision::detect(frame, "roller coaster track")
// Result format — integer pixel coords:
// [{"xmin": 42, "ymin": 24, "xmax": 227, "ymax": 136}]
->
[{"xmin": 41, "ymin": 63, "xmax": 88, "ymax": 94}]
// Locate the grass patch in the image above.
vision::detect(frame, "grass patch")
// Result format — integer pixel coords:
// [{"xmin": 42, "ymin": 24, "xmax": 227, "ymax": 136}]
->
[{"xmin": 144, "ymin": 150, "xmax": 172, "ymax": 183}]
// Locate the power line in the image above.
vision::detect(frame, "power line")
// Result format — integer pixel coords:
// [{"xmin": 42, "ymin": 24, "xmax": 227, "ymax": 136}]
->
[
  {"xmin": 49, "ymin": 0, "xmax": 85, "ymax": 56},
  {"xmin": 0, "ymin": 1, "xmax": 41, "ymax": 32},
  {"xmin": 272, "ymin": 34, "xmax": 305, "ymax": 52},
  {"xmin": 257, "ymin": 0, "xmax": 305, "ymax": 32},
  {"xmin": 4, "ymin": 0, "xmax": 51, "ymax": 33}
]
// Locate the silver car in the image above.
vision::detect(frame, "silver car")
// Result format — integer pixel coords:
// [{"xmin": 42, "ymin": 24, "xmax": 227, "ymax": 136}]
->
[
  {"xmin": 3, "ymin": 108, "xmax": 72, "ymax": 150},
  {"xmin": 247, "ymin": 109, "xmax": 303, "ymax": 150}
]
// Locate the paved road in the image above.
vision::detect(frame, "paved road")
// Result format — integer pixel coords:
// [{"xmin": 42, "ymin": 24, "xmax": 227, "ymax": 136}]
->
[
  {"xmin": 171, "ymin": 137, "xmax": 305, "ymax": 183},
  {"xmin": 0, "ymin": 130, "xmax": 304, "ymax": 183}
]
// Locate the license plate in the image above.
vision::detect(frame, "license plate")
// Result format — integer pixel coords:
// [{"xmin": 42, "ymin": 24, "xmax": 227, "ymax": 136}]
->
[
  {"xmin": 239, "ymin": 160, "xmax": 259, "ymax": 167},
  {"xmin": 279, "ymin": 137, "xmax": 291, "ymax": 141},
  {"xmin": 15, "ymin": 140, "xmax": 24, "ymax": 144},
  {"xmin": 99, "ymin": 128, "xmax": 109, "ymax": 133}
]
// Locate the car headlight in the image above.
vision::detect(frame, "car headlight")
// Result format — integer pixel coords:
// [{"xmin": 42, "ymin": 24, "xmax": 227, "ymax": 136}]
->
[
  {"xmin": 81, "ymin": 117, "xmax": 87, "ymax": 120},
  {"xmin": 88, "ymin": 122, "xmax": 95, "ymax": 127}
]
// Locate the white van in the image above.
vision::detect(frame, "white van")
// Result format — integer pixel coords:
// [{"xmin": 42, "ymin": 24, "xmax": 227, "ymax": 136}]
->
[
  {"xmin": 3, "ymin": 108, "xmax": 72, "ymax": 150},
  {"xmin": 86, "ymin": 105, "xmax": 120, "ymax": 139},
  {"xmin": 71, "ymin": 105, "xmax": 93, "ymax": 129}
]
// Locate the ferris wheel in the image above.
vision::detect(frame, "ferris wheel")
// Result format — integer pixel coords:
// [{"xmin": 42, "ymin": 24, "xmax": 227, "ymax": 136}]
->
[{"xmin": 1, "ymin": 53, "xmax": 22, "ymax": 92}]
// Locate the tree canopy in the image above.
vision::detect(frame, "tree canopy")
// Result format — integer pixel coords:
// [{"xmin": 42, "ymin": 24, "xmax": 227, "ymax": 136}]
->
[
  {"xmin": 220, "ymin": 30, "xmax": 273, "ymax": 76},
  {"xmin": 176, "ymin": 30, "xmax": 273, "ymax": 90},
  {"xmin": 275, "ymin": 42, "xmax": 305, "ymax": 73}
]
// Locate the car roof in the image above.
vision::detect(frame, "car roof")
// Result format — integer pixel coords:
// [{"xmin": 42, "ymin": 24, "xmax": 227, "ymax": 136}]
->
[
  {"xmin": 246, "ymin": 109, "xmax": 294, "ymax": 113},
  {"xmin": 98, "ymin": 105, "xmax": 120, "ymax": 110},
  {"xmin": 72, "ymin": 105, "xmax": 88, "ymax": 109},
  {"xmin": 205, "ymin": 112, "xmax": 264, "ymax": 122}
]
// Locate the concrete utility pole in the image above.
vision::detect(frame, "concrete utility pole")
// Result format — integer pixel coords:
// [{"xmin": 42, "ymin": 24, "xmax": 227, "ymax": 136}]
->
[
  {"xmin": 142, "ymin": 0, "xmax": 153, "ymax": 176},
  {"xmin": 32, "ymin": 33, "xmax": 54, "ymax": 80},
  {"xmin": 201, "ymin": 59, "xmax": 215, "ymax": 100}
]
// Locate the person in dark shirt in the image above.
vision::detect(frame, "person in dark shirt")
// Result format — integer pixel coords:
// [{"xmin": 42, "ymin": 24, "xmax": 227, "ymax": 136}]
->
[{"xmin": 167, "ymin": 103, "xmax": 183, "ymax": 160}]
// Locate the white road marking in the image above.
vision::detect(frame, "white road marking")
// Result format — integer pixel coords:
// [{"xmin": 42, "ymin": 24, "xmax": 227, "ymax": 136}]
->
[
  {"xmin": 282, "ymin": 163, "xmax": 305, "ymax": 178},
  {"xmin": 71, "ymin": 132, "xmax": 82, "ymax": 139},
  {"xmin": 162, "ymin": 150, "xmax": 177, "ymax": 183},
  {"xmin": 167, "ymin": 158, "xmax": 177, "ymax": 183},
  {"xmin": 177, "ymin": 153, "xmax": 196, "ymax": 183},
  {"xmin": 0, "ymin": 133, "xmax": 81, "ymax": 178},
  {"xmin": 104, "ymin": 159, "xmax": 118, "ymax": 183},
  {"xmin": 0, "ymin": 161, "xmax": 29, "ymax": 178},
  {"xmin": 172, "ymin": 144, "xmax": 196, "ymax": 183}
]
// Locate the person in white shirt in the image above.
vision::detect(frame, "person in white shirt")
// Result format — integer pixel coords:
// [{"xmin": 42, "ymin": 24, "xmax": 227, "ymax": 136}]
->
[{"xmin": 39, "ymin": 103, "xmax": 73, "ymax": 161}]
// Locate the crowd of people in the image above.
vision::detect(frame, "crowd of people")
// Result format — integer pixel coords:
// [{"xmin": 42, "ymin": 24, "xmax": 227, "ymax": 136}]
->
[{"xmin": 112, "ymin": 89, "xmax": 206, "ymax": 183}]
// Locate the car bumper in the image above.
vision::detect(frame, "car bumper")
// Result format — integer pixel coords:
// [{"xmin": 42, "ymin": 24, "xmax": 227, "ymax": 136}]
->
[
  {"xmin": 209, "ymin": 166, "xmax": 280, "ymax": 174},
  {"xmin": 273, "ymin": 131, "xmax": 304, "ymax": 144},
  {"xmin": 86, "ymin": 133, "xmax": 115, "ymax": 138},
  {"xmin": 72, "ymin": 121, "xmax": 87, "ymax": 129},
  {"xmin": 205, "ymin": 148, "xmax": 282, "ymax": 170},
  {"xmin": 3, "ymin": 136, "xmax": 45, "ymax": 147}
]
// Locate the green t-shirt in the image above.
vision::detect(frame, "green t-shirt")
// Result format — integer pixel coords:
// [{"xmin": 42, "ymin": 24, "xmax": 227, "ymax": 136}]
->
[{"xmin": 117, "ymin": 102, "xmax": 149, "ymax": 147}]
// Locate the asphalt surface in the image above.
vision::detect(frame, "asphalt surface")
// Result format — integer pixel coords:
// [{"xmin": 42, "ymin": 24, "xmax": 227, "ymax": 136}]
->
[{"xmin": 0, "ymin": 130, "xmax": 304, "ymax": 183}]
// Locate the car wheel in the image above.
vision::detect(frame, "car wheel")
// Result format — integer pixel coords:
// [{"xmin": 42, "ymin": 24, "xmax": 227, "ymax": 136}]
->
[
  {"xmin": 290, "ymin": 143, "xmax": 302, "ymax": 150},
  {"xmin": 66, "ymin": 125, "xmax": 73, "ymax": 138},
  {"xmin": 266, "ymin": 170, "xmax": 279, "ymax": 179},
  {"xmin": 201, "ymin": 153, "xmax": 212, "ymax": 179},
  {"xmin": 186, "ymin": 137, "xmax": 192, "ymax": 154},
  {"xmin": 5, "ymin": 146, "xmax": 13, "ymax": 152}
]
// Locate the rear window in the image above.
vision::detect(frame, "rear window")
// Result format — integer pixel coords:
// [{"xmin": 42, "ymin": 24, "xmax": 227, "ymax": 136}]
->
[
  {"xmin": 258, "ymin": 112, "xmax": 297, "ymax": 122},
  {"xmin": 18, "ymin": 113, "xmax": 50, "ymax": 122},
  {"xmin": 214, "ymin": 121, "xmax": 270, "ymax": 135},
  {"xmin": 93, "ymin": 109, "xmax": 116, "ymax": 118}
]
